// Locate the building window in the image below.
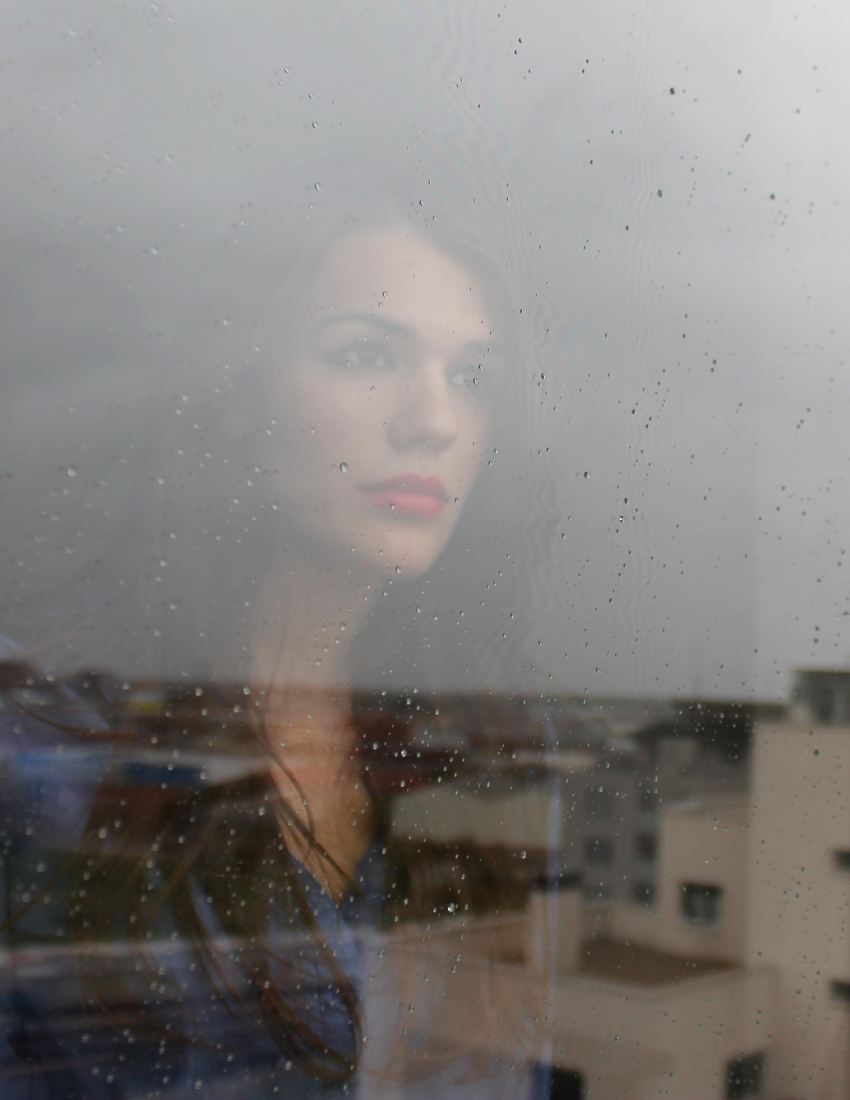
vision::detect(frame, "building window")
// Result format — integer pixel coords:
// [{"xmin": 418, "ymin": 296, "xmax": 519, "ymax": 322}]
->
[
  {"xmin": 834, "ymin": 850, "xmax": 850, "ymax": 871},
  {"xmin": 808, "ymin": 686, "xmax": 834, "ymax": 723},
  {"xmin": 831, "ymin": 980, "xmax": 850, "ymax": 1004},
  {"xmin": 584, "ymin": 836, "xmax": 614, "ymax": 866},
  {"xmin": 632, "ymin": 882, "xmax": 655, "ymax": 906},
  {"xmin": 680, "ymin": 882, "xmax": 723, "ymax": 926},
  {"xmin": 725, "ymin": 1052, "xmax": 765, "ymax": 1098},
  {"xmin": 584, "ymin": 786, "xmax": 612, "ymax": 822},
  {"xmin": 531, "ymin": 1064, "xmax": 585, "ymax": 1100},
  {"xmin": 635, "ymin": 833, "xmax": 657, "ymax": 861}
]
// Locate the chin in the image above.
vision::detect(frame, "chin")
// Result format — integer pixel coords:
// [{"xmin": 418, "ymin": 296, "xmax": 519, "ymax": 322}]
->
[{"xmin": 365, "ymin": 530, "xmax": 452, "ymax": 580}]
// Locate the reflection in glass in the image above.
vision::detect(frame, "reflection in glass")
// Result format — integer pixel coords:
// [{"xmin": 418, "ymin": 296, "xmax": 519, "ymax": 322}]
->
[
  {"xmin": 2, "ymin": 2, "xmax": 849, "ymax": 1097},
  {"xmin": 1, "ymin": 168, "xmax": 553, "ymax": 1098}
]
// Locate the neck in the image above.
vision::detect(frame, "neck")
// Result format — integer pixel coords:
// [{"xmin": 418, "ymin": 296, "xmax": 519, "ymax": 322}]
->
[
  {"xmin": 250, "ymin": 545, "xmax": 380, "ymax": 900},
  {"xmin": 251, "ymin": 543, "xmax": 378, "ymax": 698}
]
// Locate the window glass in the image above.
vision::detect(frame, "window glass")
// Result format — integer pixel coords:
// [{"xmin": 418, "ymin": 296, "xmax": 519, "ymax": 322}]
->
[
  {"xmin": 831, "ymin": 982, "xmax": 850, "ymax": 1005},
  {"xmin": 681, "ymin": 882, "xmax": 724, "ymax": 927},
  {"xmin": 584, "ymin": 786, "xmax": 613, "ymax": 822},
  {"xmin": 1, "ymin": 2, "xmax": 848, "ymax": 1098},
  {"xmin": 725, "ymin": 1052, "xmax": 766, "ymax": 1099},
  {"xmin": 637, "ymin": 782, "xmax": 660, "ymax": 813},
  {"xmin": 635, "ymin": 833, "xmax": 658, "ymax": 862},
  {"xmin": 632, "ymin": 882, "xmax": 656, "ymax": 907},
  {"xmin": 583, "ymin": 836, "xmax": 615, "ymax": 866}
]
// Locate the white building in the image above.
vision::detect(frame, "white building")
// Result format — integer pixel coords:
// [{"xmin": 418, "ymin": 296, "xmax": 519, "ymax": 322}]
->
[{"xmin": 390, "ymin": 675, "xmax": 850, "ymax": 1098}]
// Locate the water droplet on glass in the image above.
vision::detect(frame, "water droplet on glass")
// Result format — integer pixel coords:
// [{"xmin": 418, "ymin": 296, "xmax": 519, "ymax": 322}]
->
[
  {"xmin": 64, "ymin": 466, "xmax": 78, "ymax": 478},
  {"xmin": 339, "ymin": 462, "xmax": 349, "ymax": 473}
]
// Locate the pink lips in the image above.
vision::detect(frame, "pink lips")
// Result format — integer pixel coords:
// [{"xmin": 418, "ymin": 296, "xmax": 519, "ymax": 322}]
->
[{"xmin": 361, "ymin": 474, "xmax": 448, "ymax": 518}]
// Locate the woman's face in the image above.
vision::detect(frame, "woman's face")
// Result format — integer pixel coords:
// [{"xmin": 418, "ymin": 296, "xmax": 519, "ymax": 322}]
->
[{"xmin": 268, "ymin": 227, "xmax": 499, "ymax": 578}]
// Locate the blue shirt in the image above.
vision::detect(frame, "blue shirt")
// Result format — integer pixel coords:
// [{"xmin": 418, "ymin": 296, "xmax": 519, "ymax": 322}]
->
[{"xmin": 0, "ymin": 675, "xmax": 550, "ymax": 1098}]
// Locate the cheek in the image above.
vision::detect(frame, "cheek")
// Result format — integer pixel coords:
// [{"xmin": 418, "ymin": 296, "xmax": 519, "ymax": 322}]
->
[
  {"xmin": 316, "ymin": 389, "xmax": 387, "ymax": 466},
  {"xmin": 283, "ymin": 376, "xmax": 376, "ymax": 455},
  {"xmin": 457, "ymin": 404, "xmax": 491, "ymax": 477}
]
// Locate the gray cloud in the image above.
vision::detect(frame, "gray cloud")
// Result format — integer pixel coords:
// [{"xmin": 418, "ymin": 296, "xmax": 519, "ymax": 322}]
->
[{"xmin": 2, "ymin": 0, "xmax": 846, "ymax": 698}]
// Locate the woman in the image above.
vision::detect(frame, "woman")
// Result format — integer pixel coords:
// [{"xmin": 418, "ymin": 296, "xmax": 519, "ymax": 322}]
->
[{"xmin": 1, "ymin": 179, "xmax": 551, "ymax": 1097}]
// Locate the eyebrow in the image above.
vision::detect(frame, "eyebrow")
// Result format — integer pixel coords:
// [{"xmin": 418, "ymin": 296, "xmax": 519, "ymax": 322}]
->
[
  {"xmin": 314, "ymin": 311, "xmax": 413, "ymax": 337},
  {"xmin": 314, "ymin": 311, "xmax": 503, "ymax": 354}
]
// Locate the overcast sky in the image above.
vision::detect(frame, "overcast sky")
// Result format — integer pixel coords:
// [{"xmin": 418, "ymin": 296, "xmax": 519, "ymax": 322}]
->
[{"xmin": 1, "ymin": 0, "xmax": 847, "ymax": 701}]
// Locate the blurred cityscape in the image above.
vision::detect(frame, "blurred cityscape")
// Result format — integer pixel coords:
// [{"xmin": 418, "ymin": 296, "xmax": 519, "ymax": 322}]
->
[{"xmin": 1, "ymin": 658, "xmax": 848, "ymax": 1099}]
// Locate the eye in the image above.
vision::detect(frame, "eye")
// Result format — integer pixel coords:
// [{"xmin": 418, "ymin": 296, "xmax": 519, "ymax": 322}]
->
[
  {"xmin": 327, "ymin": 339, "xmax": 394, "ymax": 372},
  {"xmin": 448, "ymin": 361, "xmax": 488, "ymax": 393}
]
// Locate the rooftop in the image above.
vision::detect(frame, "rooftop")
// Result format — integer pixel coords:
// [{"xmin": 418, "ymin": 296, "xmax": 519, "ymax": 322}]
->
[
  {"xmin": 666, "ymin": 797, "xmax": 750, "ymax": 827},
  {"xmin": 579, "ymin": 937, "xmax": 734, "ymax": 987}
]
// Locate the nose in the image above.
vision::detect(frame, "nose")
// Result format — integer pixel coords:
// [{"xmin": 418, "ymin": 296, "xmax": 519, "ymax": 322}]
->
[{"xmin": 387, "ymin": 360, "xmax": 458, "ymax": 454}]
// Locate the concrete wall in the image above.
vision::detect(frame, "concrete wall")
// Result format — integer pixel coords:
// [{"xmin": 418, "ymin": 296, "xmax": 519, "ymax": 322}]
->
[
  {"xmin": 583, "ymin": 798, "xmax": 750, "ymax": 962},
  {"xmin": 391, "ymin": 781, "xmax": 558, "ymax": 851},
  {"xmin": 547, "ymin": 967, "xmax": 775, "ymax": 1100},
  {"xmin": 527, "ymin": 886, "xmax": 582, "ymax": 974},
  {"xmin": 391, "ymin": 716, "xmax": 850, "ymax": 1097},
  {"xmin": 391, "ymin": 916, "xmax": 775, "ymax": 1100},
  {"xmin": 747, "ymin": 719, "xmax": 850, "ymax": 1099},
  {"xmin": 653, "ymin": 799, "xmax": 750, "ymax": 962}
]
